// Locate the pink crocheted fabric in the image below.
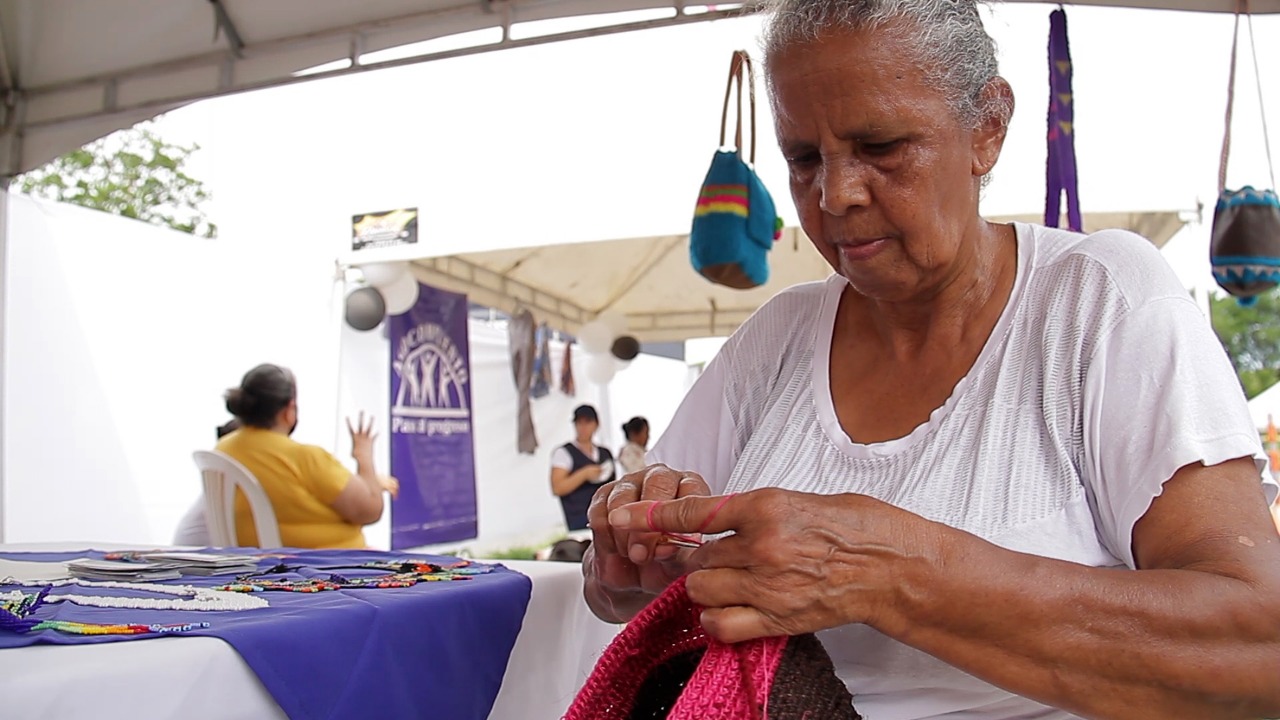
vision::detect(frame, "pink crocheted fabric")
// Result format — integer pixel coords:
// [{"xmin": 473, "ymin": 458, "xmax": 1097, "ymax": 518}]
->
[{"xmin": 565, "ymin": 576, "xmax": 859, "ymax": 720}]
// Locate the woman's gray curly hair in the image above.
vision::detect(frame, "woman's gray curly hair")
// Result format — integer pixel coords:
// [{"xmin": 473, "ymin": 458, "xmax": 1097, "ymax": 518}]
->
[{"xmin": 762, "ymin": 0, "xmax": 1013, "ymax": 129}]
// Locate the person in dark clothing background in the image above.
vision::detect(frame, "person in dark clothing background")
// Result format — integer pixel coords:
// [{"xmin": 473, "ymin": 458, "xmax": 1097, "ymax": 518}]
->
[{"xmin": 549, "ymin": 404, "xmax": 616, "ymax": 531}]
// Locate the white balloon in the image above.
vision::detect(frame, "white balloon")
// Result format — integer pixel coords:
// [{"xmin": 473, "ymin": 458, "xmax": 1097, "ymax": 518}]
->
[
  {"xmin": 585, "ymin": 353, "xmax": 617, "ymax": 385},
  {"xmin": 381, "ymin": 271, "xmax": 420, "ymax": 315},
  {"xmin": 359, "ymin": 262, "xmax": 409, "ymax": 289},
  {"xmin": 597, "ymin": 311, "xmax": 629, "ymax": 337},
  {"xmin": 578, "ymin": 321, "xmax": 613, "ymax": 354}
]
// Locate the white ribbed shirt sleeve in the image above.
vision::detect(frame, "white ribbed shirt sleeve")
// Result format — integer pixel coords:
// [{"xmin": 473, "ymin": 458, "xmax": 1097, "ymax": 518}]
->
[
  {"xmin": 647, "ymin": 353, "xmax": 741, "ymax": 494},
  {"xmin": 1082, "ymin": 295, "xmax": 1275, "ymax": 568}
]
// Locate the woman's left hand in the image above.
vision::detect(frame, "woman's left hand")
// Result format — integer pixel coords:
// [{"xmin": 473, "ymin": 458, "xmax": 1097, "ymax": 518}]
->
[
  {"xmin": 608, "ymin": 487, "xmax": 941, "ymax": 643},
  {"xmin": 379, "ymin": 474, "xmax": 400, "ymax": 500}
]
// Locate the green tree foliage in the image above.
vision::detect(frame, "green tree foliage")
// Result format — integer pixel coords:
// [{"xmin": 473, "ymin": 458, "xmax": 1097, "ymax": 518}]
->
[
  {"xmin": 1210, "ymin": 291, "xmax": 1280, "ymax": 399},
  {"xmin": 15, "ymin": 122, "xmax": 216, "ymax": 238}
]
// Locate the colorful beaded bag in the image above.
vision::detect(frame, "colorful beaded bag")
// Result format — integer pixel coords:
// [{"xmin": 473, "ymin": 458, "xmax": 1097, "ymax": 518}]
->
[
  {"xmin": 1209, "ymin": 0, "xmax": 1280, "ymax": 305},
  {"xmin": 689, "ymin": 50, "xmax": 783, "ymax": 290},
  {"xmin": 564, "ymin": 576, "xmax": 860, "ymax": 720}
]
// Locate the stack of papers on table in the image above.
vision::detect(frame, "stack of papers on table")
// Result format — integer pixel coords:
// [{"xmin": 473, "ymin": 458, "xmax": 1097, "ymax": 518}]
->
[
  {"xmin": 67, "ymin": 559, "xmax": 183, "ymax": 582},
  {"xmin": 67, "ymin": 553, "xmax": 260, "ymax": 580},
  {"xmin": 140, "ymin": 552, "xmax": 259, "ymax": 576}
]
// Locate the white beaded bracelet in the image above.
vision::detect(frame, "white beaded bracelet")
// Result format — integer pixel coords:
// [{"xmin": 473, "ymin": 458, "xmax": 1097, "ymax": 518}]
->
[{"xmin": 1, "ymin": 578, "xmax": 268, "ymax": 612}]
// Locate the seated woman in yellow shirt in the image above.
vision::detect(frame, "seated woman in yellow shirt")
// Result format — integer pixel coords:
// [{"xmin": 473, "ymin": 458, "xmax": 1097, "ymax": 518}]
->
[{"xmin": 217, "ymin": 363, "xmax": 397, "ymax": 549}]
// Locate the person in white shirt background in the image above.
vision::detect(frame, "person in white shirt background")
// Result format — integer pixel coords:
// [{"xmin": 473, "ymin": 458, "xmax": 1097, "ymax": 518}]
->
[
  {"xmin": 580, "ymin": 0, "xmax": 1280, "ymax": 718},
  {"xmin": 617, "ymin": 417, "xmax": 651, "ymax": 476},
  {"xmin": 549, "ymin": 404, "xmax": 617, "ymax": 533}
]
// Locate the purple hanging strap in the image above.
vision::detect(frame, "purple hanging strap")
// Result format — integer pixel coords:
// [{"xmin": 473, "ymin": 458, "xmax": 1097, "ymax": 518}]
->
[{"xmin": 1044, "ymin": 7, "xmax": 1083, "ymax": 232}]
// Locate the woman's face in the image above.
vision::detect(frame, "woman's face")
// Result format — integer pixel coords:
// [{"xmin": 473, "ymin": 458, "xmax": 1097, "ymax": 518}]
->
[
  {"xmin": 636, "ymin": 426, "xmax": 650, "ymax": 448},
  {"xmin": 768, "ymin": 25, "xmax": 1009, "ymax": 301},
  {"xmin": 575, "ymin": 418, "xmax": 598, "ymax": 440}
]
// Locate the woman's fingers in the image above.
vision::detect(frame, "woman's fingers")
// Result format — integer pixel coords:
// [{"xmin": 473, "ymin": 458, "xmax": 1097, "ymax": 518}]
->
[
  {"xmin": 626, "ymin": 466, "xmax": 692, "ymax": 563},
  {"xmin": 587, "ymin": 484, "xmax": 621, "ymax": 558},
  {"xmin": 606, "ymin": 477, "xmax": 642, "ymax": 562},
  {"xmin": 699, "ymin": 605, "xmax": 776, "ymax": 644},
  {"xmin": 586, "ymin": 466, "xmax": 717, "ymax": 597},
  {"xmin": 675, "ymin": 472, "xmax": 711, "ymax": 498},
  {"xmin": 346, "ymin": 413, "xmax": 378, "ymax": 438},
  {"xmin": 609, "ymin": 491, "xmax": 750, "ymax": 537}
]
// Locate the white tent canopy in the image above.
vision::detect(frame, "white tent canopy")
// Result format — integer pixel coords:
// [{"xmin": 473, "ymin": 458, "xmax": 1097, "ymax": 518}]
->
[
  {"xmin": 409, "ymin": 211, "xmax": 1188, "ymax": 342},
  {"xmin": 0, "ymin": 1, "xmax": 759, "ymax": 178},
  {"xmin": 2, "ymin": 0, "xmax": 1275, "ymax": 180},
  {"xmin": 1249, "ymin": 380, "xmax": 1280, "ymax": 430}
]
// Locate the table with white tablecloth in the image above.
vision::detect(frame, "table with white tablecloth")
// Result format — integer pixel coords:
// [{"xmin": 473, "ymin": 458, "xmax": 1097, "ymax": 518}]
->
[{"xmin": 0, "ymin": 544, "xmax": 620, "ymax": 720}]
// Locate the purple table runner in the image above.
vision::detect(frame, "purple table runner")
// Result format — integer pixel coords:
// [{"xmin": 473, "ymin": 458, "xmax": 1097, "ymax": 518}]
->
[{"xmin": 0, "ymin": 548, "xmax": 533, "ymax": 720}]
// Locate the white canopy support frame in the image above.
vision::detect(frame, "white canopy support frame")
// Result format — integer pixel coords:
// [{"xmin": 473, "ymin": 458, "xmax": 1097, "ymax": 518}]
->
[
  {"xmin": 2, "ymin": 0, "xmax": 1276, "ymax": 180},
  {"xmin": 407, "ymin": 211, "xmax": 1190, "ymax": 342}
]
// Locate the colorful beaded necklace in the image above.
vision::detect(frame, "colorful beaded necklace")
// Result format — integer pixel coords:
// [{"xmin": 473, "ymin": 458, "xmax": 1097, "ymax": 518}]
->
[
  {"xmin": 218, "ymin": 559, "xmax": 495, "ymax": 594},
  {"xmin": 0, "ymin": 588, "xmax": 210, "ymax": 636}
]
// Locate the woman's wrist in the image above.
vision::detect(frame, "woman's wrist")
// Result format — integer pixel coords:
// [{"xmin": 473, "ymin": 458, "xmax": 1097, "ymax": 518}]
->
[{"xmin": 877, "ymin": 515, "xmax": 978, "ymax": 639}]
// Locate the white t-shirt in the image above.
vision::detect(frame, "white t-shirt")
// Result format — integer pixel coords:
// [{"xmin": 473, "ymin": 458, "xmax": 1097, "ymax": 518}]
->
[
  {"xmin": 551, "ymin": 443, "xmax": 615, "ymax": 484},
  {"xmin": 172, "ymin": 499, "xmax": 211, "ymax": 546},
  {"xmin": 618, "ymin": 441, "xmax": 648, "ymax": 475},
  {"xmin": 650, "ymin": 223, "xmax": 1276, "ymax": 720},
  {"xmin": 551, "ymin": 444, "xmax": 607, "ymax": 470}
]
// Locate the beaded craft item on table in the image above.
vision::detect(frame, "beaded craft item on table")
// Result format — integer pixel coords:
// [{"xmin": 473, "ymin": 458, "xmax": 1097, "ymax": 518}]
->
[
  {"xmin": 102, "ymin": 550, "xmax": 293, "ymax": 562},
  {"xmin": 0, "ymin": 587, "xmax": 209, "ymax": 637},
  {"xmin": 0, "ymin": 577, "xmax": 269, "ymax": 612},
  {"xmin": 217, "ymin": 559, "xmax": 496, "ymax": 594}
]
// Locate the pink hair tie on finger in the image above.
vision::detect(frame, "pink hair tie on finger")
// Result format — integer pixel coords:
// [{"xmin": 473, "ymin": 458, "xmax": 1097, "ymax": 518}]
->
[{"xmin": 649, "ymin": 493, "xmax": 736, "ymax": 549}]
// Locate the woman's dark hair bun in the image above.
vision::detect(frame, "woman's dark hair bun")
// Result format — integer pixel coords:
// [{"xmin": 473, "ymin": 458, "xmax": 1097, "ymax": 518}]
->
[
  {"xmin": 225, "ymin": 364, "xmax": 295, "ymax": 428},
  {"xmin": 224, "ymin": 387, "xmax": 250, "ymax": 417},
  {"xmin": 622, "ymin": 416, "xmax": 649, "ymax": 439}
]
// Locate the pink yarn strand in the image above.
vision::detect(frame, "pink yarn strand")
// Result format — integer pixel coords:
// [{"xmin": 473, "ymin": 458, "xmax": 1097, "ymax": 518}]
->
[{"xmin": 647, "ymin": 493, "xmax": 739, "ymax": 548}]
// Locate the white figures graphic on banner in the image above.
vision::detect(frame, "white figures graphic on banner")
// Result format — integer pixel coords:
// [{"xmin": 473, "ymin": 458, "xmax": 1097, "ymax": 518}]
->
[{"xmin": 393, "ymin": 323, "xmax": 469, "ymax": 412}]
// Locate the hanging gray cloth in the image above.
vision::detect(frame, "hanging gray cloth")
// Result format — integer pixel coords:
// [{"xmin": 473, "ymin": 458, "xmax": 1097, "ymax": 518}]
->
[
  {"xmin": 531, "ymin": 322, "xmax": 553, "ymax": 399},
  {"xmin": 508, "ymin": 307, "xmax": 539, "ymax": 454}
]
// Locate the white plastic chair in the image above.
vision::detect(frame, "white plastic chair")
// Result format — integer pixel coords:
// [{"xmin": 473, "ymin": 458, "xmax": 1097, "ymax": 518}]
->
[{"xmin": 192, "ymin": 450, "xmax": 282, "ymax": 548}]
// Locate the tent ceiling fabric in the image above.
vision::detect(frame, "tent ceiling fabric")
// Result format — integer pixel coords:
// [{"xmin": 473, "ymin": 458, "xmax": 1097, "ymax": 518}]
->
[
  {"xmin": 0, "ymin": 0, "xmax": 754, "ymax": 177},
  {"xmin": 1, "ymin": 0, "xmax": 1275, "ymax": 177},
  {"xmin": 409, "ymin": 212, "xmax": 1187, "ymax": 343}
]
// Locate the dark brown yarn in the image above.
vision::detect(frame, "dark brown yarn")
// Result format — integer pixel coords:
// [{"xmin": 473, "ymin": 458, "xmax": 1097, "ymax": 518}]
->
[
  {"xmin": 765, "ymin": 633, "xmax": 861, "ymax": 719},
  {"xmin": 628, "ymin": 648, "xmax": 707, "ymax": 720}
]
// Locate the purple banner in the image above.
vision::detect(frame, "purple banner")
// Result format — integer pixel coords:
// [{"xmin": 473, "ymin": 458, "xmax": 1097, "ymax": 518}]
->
[
  {"xmin": 389, "ymin": 283, "xmax": 478, "ymax": 549},
  {"xmin": 1045, "ymin": 8, "xmax": 1082, "ymax": 232}
]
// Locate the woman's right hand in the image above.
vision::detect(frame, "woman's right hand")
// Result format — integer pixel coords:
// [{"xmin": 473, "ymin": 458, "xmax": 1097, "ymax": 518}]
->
[
  {"xmin": 347, "ymin": 412, "xmax": 376, "ymax": 462},
  {"xmin": 579, "ymin": 463, "xmax": 604, "ymax": 483},
  {"xmin": 583, "ymin": 464, "xmax": 710, "ymax": 622}
]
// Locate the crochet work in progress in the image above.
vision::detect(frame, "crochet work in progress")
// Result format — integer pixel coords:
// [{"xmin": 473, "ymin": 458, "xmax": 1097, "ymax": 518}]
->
[{"xmin": 565, "ymin": 576, "xmax": 860, "ymax": 720}]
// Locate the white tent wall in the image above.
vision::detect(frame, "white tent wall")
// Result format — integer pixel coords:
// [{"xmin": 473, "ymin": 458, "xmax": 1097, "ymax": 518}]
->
[
  {"xmin": 0, "ymin": 190, "xmax": 692, "ymax": 548},
  {"xmin": 339, "ymin": 314, "xmax": 693, "ymax": 554},
  {"xmin": 1249, "ymin": 381, "xmax": 1280, "ymax": 431},
  {"xmin": 2, "ymin": 194, "xmax": 344, "ymax": 544}
]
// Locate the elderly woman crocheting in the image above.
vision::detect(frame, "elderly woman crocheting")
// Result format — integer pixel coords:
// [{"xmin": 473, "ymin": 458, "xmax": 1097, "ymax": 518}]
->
[{"xmin": 582, "ymin": 1, "xmax": 1280, "ymax": 718}]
